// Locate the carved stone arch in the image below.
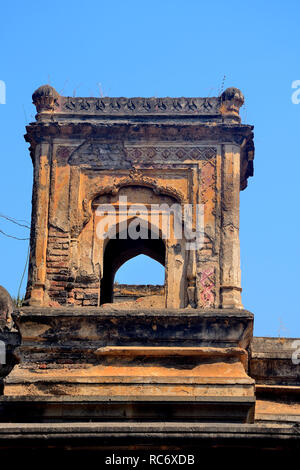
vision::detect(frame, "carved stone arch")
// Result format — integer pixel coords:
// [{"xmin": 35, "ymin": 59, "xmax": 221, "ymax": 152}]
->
[
  {"xmin": 114, "ymin": 171, "xmax": 186, "ymax": 203},
  {"xmin": 81, "ymin": 177, "xmax": 186, "ymax": 232}
]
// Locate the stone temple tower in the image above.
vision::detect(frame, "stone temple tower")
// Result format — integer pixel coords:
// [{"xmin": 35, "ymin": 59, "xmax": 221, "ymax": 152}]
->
[
  {"xmin": 24, "ymin": 85, "xmax": 253, "ymax": 311},
  {"xmin": 4, "ymin": 85, "xmax": 256, "ymax": 423}
]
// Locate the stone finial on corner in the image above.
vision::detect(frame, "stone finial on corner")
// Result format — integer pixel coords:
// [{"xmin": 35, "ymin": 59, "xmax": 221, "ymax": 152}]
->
[
  {"xmin": 220, "ymin": 87, "xmax": 244, "ymax": 117},
  {"xmin": 32, "ymin": 85, "xmax": 60, "ymax": 113}
]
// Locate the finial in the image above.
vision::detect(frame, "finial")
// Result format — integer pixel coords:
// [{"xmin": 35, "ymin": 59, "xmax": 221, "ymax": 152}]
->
[
  {"xmin": 32, "ymin": 85, "xmax": 59, "ymax": 113},
  {"xmin": 220, "ymin": 87, "xmax": 244, "ymax": 117}
]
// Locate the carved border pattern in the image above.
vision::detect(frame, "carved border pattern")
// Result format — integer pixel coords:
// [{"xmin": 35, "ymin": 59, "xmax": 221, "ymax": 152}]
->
[
  {"xmin": 126, "ymin": 146, "xmax": 217, "ymax": 163},
  {"xmin": 198, "ymin": 268, "xmax": 215, "ymax": 308},
  {"xmin": 197, "ymin": 157, "xmax": 217, "ymax": 308},
  {"xmin": 200, "ymin": 159, "xmax": 217, "ymax": 205},
  {"xmin": 60, "ymin": 97, "xmax": 220, "ymax": 115},
  {"xmin": 56, "ymin": 143, "xmax": 217, "ymax": 167}
]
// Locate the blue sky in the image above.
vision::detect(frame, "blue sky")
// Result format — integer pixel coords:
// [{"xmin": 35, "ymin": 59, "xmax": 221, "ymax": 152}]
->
[{"xmin": 0, "ymin": 0, "xmax": 299, "ymax": 336}]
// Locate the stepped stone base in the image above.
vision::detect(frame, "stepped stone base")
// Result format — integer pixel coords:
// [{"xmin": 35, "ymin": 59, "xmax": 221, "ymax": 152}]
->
[{"xmin": 4, "ymin": 307, "xmax": 255, "ymax": 423}]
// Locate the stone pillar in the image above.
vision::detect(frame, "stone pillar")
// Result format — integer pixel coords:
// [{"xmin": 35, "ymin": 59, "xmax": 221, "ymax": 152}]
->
[
  {"xmin": 220, "ymin": 144, "xmax": 243, "ymax": 308},
  {"xmin": 29, "ymin": 143, "xmax": 51, "ymax": 305}
]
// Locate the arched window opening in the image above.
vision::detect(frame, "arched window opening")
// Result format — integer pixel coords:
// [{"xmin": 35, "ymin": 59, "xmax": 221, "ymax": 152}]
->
[{"xmin": 100, "ymin": 228, "xmax": 166, "ymax": 306}]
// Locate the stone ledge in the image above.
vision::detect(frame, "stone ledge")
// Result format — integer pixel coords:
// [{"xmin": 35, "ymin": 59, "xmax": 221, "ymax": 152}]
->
[
  {"xmin": 0, "ymin": 421, "xmax": 291, "ymax": 434},
  {"xmin": 0, "ymin": 395, "xmax": 256, "ymax": 403},
  {"xmin": 12, "ymin": 307, "xmax": 254, "ymax": 353},
  {"xmin": 94, "ymin": 345, "xmax": 248, "ymax": 358},
  {"xmin": 15, "ymin": 306, "xmax": 254, "ymax": 318},
  {"xmin": 256, "ymin": 385, "xmax": 300, "ymax": 396},
  {"xmin": 256, "ymin": 414, "xmax": 300, "ymax": 424},
  {"xmin": 0, "ymin": 422, "xmax": 298, "ymax": 452}
]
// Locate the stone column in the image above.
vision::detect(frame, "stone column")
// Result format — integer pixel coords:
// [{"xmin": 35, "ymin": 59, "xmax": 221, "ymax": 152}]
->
[
  {"xmin": 220, "ymin": 144, "xmax": 243, "ymax": 309},
  {"xmin": 29, "ymin": 143, "xmax": 51, "ymax": 305}
]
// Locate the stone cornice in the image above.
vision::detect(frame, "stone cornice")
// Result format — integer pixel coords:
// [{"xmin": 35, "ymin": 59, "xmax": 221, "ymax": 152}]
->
[
  {"xmin": 31, "ymin": 85, "xmax": 245, "ymax": 124},
  {"xmin": 26, "ymin": 86, "xmax": 254, "ymax": 190},
  {"xmin": 24, "ymin": 121, "xmax": 254, "ymax": 191},
  {"xmin": 25, "ymin": 121, "xmax": 254, "ymax": 143}
]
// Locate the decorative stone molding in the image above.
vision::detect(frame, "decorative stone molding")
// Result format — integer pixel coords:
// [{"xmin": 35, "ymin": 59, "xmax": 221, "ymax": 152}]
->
[
  {"xmin": 59, "ymin": 96, "xmax": 221, "ymax": 116},
  {"xmin": 81, "ymin": 171, "xmax": 187, "ymax": 229},
  {"xmin": 125, "ymin": 145, "xmax": 217, "ymax": 163},
  {"xmin": 56, "ymin": 142, "xmax": 217, "ymax": 169}
]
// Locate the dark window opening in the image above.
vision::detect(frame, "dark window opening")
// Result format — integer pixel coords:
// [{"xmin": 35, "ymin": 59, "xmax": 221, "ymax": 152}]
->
[{"xmin": 100, "ymin": 228, "xmax": 165, "ymax": 305}]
